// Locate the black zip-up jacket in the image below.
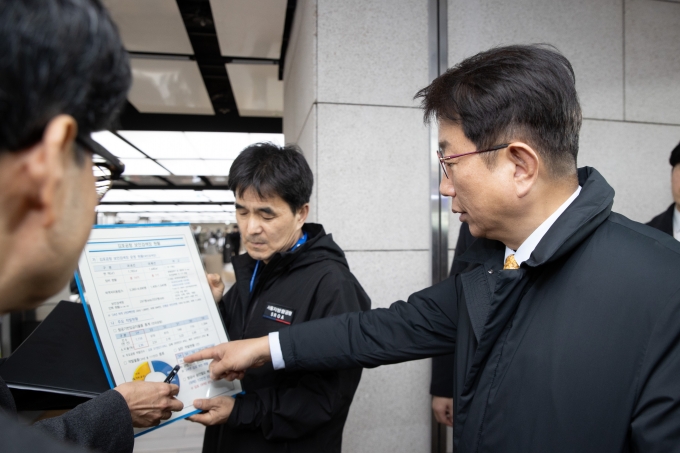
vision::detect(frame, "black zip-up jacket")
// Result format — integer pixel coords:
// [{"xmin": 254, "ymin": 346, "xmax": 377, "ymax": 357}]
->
[
  {"xmin": 203, "ymin": 223, "xmax": 370, "ymax": 453},
  {"xmin": 277, "ymin": 168, "xmax": 680, "ymax": 452}
]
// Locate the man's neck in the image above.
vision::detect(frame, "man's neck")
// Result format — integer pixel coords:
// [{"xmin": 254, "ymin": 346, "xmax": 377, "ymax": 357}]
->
[
  {"xmin": 503, "ymin": 180, "xmax": 580, "ymax": 251},
  {"xmin": 262, "ymin": 229, "xmax": 304, "ymax": 265}
]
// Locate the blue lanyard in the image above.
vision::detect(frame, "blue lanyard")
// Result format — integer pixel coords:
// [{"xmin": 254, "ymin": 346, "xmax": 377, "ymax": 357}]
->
[{"xmin": 249, "ymin": 232, "xmax": 308, "ymax": 293}]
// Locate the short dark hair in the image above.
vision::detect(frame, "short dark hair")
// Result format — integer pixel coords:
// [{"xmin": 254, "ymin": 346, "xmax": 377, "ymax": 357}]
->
[
  {"xmin": 670, "ymin": 141, "xmax": 680, "ymax": 167},
  {"xmin": 228, "ymin": 143, "xmax": 313, "ymax": 213},
  {"xmin": 0, "ymin": 0, "xmax": 130, "ymax": 152},
  {"xmin": 416, "ymin": 44, "xmax": 581, "ymax": 178}
]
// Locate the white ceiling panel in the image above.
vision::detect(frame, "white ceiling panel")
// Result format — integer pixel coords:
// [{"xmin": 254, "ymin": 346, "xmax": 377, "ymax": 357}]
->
[
  {"xmin": 116, "ymin": 131, "xmax": 285, "ymax": 160},
  {"xmin": 112, "ymin": 213, "xmax": 236, "ymax": 224},
  {"xmin": 119, "ymin": 131, "xmax": 196, "ymax": 159},
  {"xmin": 249, "ymin": 133, "xmax": 285, "ymax": 146},
  {"xmin": 210, "ymin": 0, "xmax": 287, "ymax": 59},
  {"xmin": 91, "ymin": 131, "xmax": 147, "ymax": 159},
  {"xmin": 102, "ymin": 0, "xmax": 193, "ymax": 54},
  {"xmin": 97, "ymin": 204, "xmax": 231, "ymax": 213},
  {"xmin": 226, "ymin": 64, "xmax": 283, "ymax": 117},
  {"xmin": 96, "ymin": 205, "xmax": 157, "ymax": 213},
  {"xmin": 203, "ymin": 190, "xmax": 236, "ymax": 202},
  {"xmin": 157, "ymin": 159, "xmax": 211, "ymax": 176},
  {"xmin": 202, "ymin": 160, "xmax": 233, "ymax": 176},
  {"xmin": 136, "ymin": 190, "xmax": 212, "ymax": 203},
  {"xmin": 173, "ymin": 204, "xmax": 230, "ymax": 212},
  {"xmin": 128, "ymin": 59, "xmax": 214, "ymax": 115},
  {"xmin": 155, "ymin": 159, "xmax": 232, "ymax": 177},
  {"xmin": 184, "ymin": 132, "xmax": 252, "ymax": 159},
  {"xmin": 100, "ymin": 190, "xmax": 154, "ymax": 203},
  {"xmin": 120, "ymin": 159, "xmax": 171, "ymax": 176}
]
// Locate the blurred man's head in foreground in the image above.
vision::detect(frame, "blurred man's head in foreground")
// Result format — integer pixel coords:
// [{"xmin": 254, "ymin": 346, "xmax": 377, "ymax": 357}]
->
[{"xmin": 0, "ymin": 0, "xmax": 130, "ymax": 311}]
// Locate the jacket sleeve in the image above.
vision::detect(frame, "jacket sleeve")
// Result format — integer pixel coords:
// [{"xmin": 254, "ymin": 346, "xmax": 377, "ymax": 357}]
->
[
  {"xmin": 0, "ymin": 411, "xmax": 91, "ymax": 453},
  {"xmin": 279, "ymin": 276, "xmax": 458, "ymax": 371},
  {"xmin": 630, "ymin": 290, "xmax": 680, "ymax": 452},
  {"xmin": 430, "ymin": 354, "xmax": 454, "ymax": 397},
  {"xmin": 33, "ymin": 389, "xmax": 134, "ymax": 453},
  {"xmin": 227, "ymin": 270, "xmax": 370, "ymax": 440}
]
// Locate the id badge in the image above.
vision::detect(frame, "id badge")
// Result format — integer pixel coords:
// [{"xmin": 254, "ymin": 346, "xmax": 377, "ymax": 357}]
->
[{"xmin": 263, "ymin": 303, "xmax": 295, "ymax": 325}]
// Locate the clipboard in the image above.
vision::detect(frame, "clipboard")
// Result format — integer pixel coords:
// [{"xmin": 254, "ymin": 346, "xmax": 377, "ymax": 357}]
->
[{"xmin": 75, "ymin": 223, "xmax": 241, "ymax": 436}]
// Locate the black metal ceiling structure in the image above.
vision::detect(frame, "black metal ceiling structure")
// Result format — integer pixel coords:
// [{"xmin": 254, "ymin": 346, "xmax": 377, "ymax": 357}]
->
[{"xmin": 116, "ymin": 0, "xmax": 296, "ymax": 133}]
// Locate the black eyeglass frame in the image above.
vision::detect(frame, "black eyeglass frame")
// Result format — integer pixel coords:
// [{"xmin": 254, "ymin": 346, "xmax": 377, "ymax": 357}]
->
[
  {"xmin": 437, "ymin": 143, "xmax": 510, "ymax": 179},
  {"xmin": 75, "ymin": 134, "xmax": 125, "ymax": 180}
]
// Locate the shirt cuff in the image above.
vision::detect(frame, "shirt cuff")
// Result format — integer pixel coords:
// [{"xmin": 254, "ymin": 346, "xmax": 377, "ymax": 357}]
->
[{"xmin": 268, "ymin": 332, "xmax": 286, "ymax": 370}]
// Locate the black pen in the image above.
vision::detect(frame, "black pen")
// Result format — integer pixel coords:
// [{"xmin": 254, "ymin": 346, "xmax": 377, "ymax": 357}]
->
[{"xmin": 164, "ymin": 365, "xmax": 180, "ymax": 383}]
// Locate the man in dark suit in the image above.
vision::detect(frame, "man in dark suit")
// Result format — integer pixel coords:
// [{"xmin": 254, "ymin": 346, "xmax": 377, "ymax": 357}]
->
[
  {"xmin": 186, "ymin": 45, "xmax": 680, "ymax": 453},
  {"xmin": 0, "ymin": 1, "xmax": 183, "ymax": 452},
  {"xmin": 646, "ymin": 141, "xmax": 680, "ymax": 240}
]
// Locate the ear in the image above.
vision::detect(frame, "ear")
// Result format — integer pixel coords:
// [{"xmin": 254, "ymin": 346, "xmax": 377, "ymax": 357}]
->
[
  {"xmin": 506, "ymin": 142, "xmax": 539, "ymax": 198},
  {"xmin": 28, "ymin": 115, "xmax": 78, "ymax": 227},
  {"xmin": 295, "ymin": 203, "xmax": 310, "ymax": 226}
]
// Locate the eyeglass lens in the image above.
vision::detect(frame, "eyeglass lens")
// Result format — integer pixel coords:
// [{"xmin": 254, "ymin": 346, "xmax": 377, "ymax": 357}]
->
[
  {"xmin": 437, "ymin": 150, "xmax": 449, "ymax": 179},
  {"xmin": 93, "ymin": 163, "xmax": 113, "ymax": 201}
]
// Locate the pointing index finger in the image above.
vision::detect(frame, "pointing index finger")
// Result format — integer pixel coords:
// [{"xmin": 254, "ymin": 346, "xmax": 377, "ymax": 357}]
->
[{"xmin": 184, "ymin": 347, "xmax": 218, "ymax": 364}]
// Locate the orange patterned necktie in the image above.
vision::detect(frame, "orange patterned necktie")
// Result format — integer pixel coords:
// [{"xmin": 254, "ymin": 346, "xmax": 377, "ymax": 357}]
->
[{"xmin": 504, "ymin": 254, "xmax": 520, "ymax": 270}]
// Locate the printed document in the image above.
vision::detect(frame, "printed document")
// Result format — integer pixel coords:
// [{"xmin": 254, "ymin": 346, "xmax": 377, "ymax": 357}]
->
[{"xmin": 76, "ymin": 223, "xmax": 241, "ymax": 435}]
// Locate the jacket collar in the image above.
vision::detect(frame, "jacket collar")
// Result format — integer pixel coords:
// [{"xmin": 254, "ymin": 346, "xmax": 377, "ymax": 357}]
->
[
  {"xmin": 231, "ymin": 223, "xmax": 347, "ymax": 293},
  {"xmin": 458, "ymin": 167, "xmax": 614, "ymax": 268}
]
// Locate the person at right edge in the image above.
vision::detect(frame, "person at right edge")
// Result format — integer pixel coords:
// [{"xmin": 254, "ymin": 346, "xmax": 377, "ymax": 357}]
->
[
  {"xmin": 186, "ymin": 44, "xmax": 680, "ymax": 452},
  {"xmin": 647, "ymin": 141, "xmax": 680, "ymax": 240},
  {"xmin": 190, "ymin": 143, "xmax": 371, "ymax": 453}
]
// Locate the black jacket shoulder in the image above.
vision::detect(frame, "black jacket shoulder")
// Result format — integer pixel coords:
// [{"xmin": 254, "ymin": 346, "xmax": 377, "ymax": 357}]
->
[{"xmin": 646, "ymin": 203, "xmax": 675, "ymax": 236}]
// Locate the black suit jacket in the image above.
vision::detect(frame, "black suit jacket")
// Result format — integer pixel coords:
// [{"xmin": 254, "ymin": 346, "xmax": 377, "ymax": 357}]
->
[
  {"xmin": 646, "ymin": 203, "xmax": 676, "ymax": 236},
  {"xmin": 275, "ymin": 168, "xmax": 680, "ymax": 452}
]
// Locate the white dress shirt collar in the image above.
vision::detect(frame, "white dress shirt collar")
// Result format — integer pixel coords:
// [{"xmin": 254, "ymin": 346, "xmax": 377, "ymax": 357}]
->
[
  {"xmin": 673, "ymin": 204, "xmax": 680, "ymax": 241},
  {"xmin": 504, "ymin": 186, "xmax": 582, "ymax": 267}
]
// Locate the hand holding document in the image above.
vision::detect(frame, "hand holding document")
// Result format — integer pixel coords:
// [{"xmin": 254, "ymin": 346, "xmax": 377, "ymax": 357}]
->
[
  {"xmin": 184, "ymin": 336, "xmax": 272, "ymax": 381},
  {"xmin": 187, "ymin": 395, "xmax": 235, "ymax": 426},
  {"xmin": 206, "ymin": 273, "xmax": 225, "ymax": 303},
  {"xmin": 114, "ymin": 381, "xmax": 183, "ymax": 428}
]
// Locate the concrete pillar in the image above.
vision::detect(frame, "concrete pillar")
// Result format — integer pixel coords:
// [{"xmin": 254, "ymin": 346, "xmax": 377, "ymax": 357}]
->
[{"xmin": 283, "ymin": 0, "xmax": 433, "ymax": 451}]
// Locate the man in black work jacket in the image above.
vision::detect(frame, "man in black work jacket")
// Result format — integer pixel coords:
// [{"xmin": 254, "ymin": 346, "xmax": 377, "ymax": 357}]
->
[
  {"xmin": 189, "ymin": 143, "xmax": 371, "ymax": 453},
  {"xmin": 187, "ymin": 45, "xmax": 680, "ymax": 452},
  {"xmin": 646, "ymin": 141, "xmax": 680, "ymax": 239}
]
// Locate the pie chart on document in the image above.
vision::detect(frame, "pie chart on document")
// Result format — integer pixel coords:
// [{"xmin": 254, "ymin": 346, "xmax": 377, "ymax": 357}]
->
[{"xmin": 133, "ymin": 360, "xmax": 180, "ymax": 386}]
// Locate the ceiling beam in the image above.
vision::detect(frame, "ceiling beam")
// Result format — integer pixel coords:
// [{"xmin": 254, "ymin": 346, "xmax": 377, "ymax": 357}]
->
[
  {"xmin": 99, "ymin": 201, "xmax": 235, "ymax": 205},
  {"xmin": 278, "ymin": 0, "xmax": 297, "ymax": 80},
  {"xmin": 111, "ymin": 184, "xmax": 231, "ymax": 190},
  {"xmin": 117, "ymin": 102, "xmax": 282, "ymax": 132}
]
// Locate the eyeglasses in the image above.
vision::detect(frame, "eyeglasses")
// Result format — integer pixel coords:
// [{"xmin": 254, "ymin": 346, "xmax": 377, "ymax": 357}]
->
[
  {"xmin": 437, "ymin": 143, "xmax": 509, "ymax": 179},
  {"xmin": 75, "ymin": 134, "xmax": 125, "ymax": 201}
]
